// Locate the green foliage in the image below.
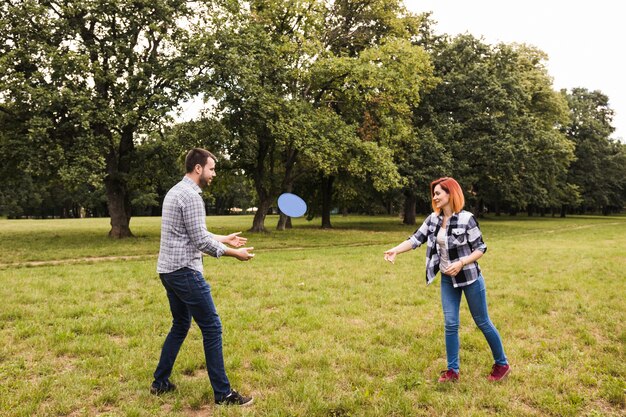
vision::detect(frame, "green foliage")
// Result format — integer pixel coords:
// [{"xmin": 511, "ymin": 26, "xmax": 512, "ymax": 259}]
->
[
  {"xmin": 413, "ymin": 34, "xmax": 576, "ymax": 215},
  {"xmin": 190, "ymin": 1, "xmax": 435, "ymax": 230},
  {"xmin": 0, "ymin": 0, "xmax": 207, "ymax": 233},
  {"xmin": 1, "ymin": 0, "xmax": 623, "ymax": 227},
  {"xmin": 563, "ymin": 88, "xmax": 626, "ymax": 213}
]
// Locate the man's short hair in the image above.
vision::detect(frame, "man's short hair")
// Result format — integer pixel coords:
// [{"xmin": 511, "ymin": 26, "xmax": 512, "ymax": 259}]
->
[{"xmin": 185, "ymin": 148, "xmax": 217, "ymax": 173}]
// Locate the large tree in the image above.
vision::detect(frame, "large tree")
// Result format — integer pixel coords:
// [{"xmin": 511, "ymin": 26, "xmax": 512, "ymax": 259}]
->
[
  {"xmin": 202, "ymin": 0, "xmax": 434, "ymax": 231},
  {"xmin": 0, "ymin": 0, "xmax": 202, "ymax": 236},
  {"xmin": 414, "ymin": 34, "xmax": 574, "ymax": 215},
  {"xmin": 564, "ymin": 88, "xmax": 625, "ymax": 214},
  {"xmin": 310, "ymin": 0, "xmax": 436, "ymax": 228}
]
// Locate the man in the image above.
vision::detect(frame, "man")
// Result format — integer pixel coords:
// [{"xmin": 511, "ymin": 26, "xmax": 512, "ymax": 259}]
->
[{"xmin": 151, "ymin": 148, "xmax": 254, "ymax": 406}]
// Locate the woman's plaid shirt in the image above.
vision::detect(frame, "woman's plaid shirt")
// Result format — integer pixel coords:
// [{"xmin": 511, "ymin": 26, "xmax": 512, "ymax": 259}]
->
[
  {"xmin": 408, "ymin": 210, "xmax": 487, "ymax": 288},
  {"xmin": 157, "ymin": 177, "xmax": 226, "ymax": 274}
]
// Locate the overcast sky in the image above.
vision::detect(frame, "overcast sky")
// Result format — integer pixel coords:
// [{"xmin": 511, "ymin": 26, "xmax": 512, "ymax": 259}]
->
[{"xmin": 405, "ymin": 0, "xmax": 626, "ymax": 141}]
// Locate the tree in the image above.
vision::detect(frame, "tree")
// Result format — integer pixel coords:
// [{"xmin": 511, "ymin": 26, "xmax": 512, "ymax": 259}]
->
[
  {"xmin": 315, "ymin": 42, "xmax": 436, "ymax": 227},
  {"xmin": 201, "ymin": 0, "xmax": 434, "ymax": 231},
  {"xmin": 564, "ymin": 88, "xmax": 625, "ymax": 214},
  {"xmin": 414, "ymin": 34, "xmax": 574, "ymax": 215},
  {"xmin": 1, "ymin": 0, "xmax": 202, "ymax": 236},
  {"xmin": 308, "ymin": 1, "xmax": 437, "ymax": 228},
  {"xmin": 491, "ymin": 43, "xmax": 574, "ymax": 215}
]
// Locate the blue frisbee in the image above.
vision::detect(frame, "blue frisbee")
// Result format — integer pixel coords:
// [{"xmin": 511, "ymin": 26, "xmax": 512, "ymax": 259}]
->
[{"xmin": 278, "ymin": 193, "xmax": 307, "ymax": 217}]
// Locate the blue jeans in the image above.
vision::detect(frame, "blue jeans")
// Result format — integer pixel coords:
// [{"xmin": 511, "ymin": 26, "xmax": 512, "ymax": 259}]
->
[
  {"xmin": 153, "ymin": 268, "xmax": 231, "ymax": 400},
  {"xmin": 440, "ymin": 274, "xmax": 508, "ymax": 373}
]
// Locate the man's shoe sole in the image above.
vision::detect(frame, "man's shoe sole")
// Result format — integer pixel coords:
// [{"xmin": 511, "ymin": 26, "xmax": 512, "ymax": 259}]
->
[
  {"xmin": 150, "ymin": 388, "xmax": 175, "ymax": 395},
  {"xmin": 150, "ymin": 385, "xmax": 176, "ymax": 395},
  {"xmin": 216, "ymin": 398, "xmax": 254, "ymax": 407}
]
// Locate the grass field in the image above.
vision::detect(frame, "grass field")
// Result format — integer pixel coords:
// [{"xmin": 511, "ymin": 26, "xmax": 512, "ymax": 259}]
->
[{"xmin": 0, "ymin": 214, "xmax": 624, "ymax": 416}]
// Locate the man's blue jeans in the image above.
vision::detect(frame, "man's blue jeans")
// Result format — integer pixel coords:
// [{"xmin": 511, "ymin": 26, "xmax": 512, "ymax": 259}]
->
[
  {"xmin": 440, "ymin": 273, "xmax": 508, "ymax": 373},
  {"xmin": 153, "ymin": 267, "xmax": 231, "ymax": 399}
]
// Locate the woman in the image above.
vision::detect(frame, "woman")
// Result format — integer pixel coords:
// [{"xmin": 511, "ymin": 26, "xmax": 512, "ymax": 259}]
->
[{"xmin": 384, "ymin": 177, "xmax": 510, "ymax": 382}]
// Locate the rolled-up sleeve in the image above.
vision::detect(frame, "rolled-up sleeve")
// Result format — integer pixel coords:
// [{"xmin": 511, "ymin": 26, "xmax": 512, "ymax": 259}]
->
[
  {"xmin": 182, "ymin": 194, "xmax": 227, "ymax": 258},
  {"xmin": 408, "ymin": 217, "xmax": 431, "ymax": 249},
  {"xmin": 467, "ymin": 215, "xmax": 487, "ymax": 253}
]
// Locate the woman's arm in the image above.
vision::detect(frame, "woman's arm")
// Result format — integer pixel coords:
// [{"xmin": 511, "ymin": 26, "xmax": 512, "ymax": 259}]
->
[{"xmin": 384, "ymin": 215, "xmax": 433, "ymax": 264}]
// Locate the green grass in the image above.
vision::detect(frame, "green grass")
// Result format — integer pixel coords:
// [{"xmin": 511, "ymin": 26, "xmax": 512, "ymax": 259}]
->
[{"xmin": 0, "ymin": 215, "xmax": 625, "ymax": 416}]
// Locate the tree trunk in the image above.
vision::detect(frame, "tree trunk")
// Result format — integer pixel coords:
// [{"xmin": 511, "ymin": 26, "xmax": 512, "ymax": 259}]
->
[
  {"xmin": 321, "ymin": 175, "xmax": 334, "ymax": 229},
  {"xmin": 277, "ymin": 190, "xmax": 293, "ymax": 228},
  {"xmin": 249, "ymin": 127, "xmax": 279, "ymax": 233},
  {"xmin": 104, "ymin": 125, "xmax": 135, "ymax": 238},
  {"xmin": 277, "ymin": 149, "xmax": 297, "ymax": 231},
  {"xmin": 250, "ymin": 197, "xmax": 271, "ymax": 232},
  {"xmin": 560, "ymin": 204, "xmax": 567, "ymax": 218},
  {"xmin": 474, "ymin": 198, "xmax": 484, "ymax": 217},
  {"xmin": 277, "ymin": 214, "xmax": 292, "ymax": 230},
  {"xmin": 106, "ymin": 177, "xmax": 133, "ymax": 238},
  {"xmin": 402, "ymin": 189, "xmax": 416, "ymax": 225}
]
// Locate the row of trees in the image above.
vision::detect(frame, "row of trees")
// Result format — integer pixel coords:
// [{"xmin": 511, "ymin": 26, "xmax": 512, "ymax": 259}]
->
[{"xmin": 1, "ymin": 0, "xmax": 625, "ymax": 236}]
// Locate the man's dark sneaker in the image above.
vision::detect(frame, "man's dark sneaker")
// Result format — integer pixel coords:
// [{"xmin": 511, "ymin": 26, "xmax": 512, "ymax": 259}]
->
[
  {"xmin": 438, "ymin": 369, "xmax": 460, "ymax": 382},
  {"xmin": 150, "ymin": 380, "xmax": 177, "ymax": 395},
  {"xmin": 215, "ymin": 390, "xmax": 253, "ymax": 406},
  {"xmin": 488, "ymin": 364, "xmax": 510, "ymax": 381}
]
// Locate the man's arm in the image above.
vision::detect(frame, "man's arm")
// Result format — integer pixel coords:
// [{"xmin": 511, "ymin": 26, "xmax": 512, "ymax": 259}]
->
[
  {"xmin": 223, "ymin": 246, "xmax": 255, "ymax": 261},
  {"xmin": 213, "ymin": 232, "xmax": 247, "ymax": 248},
  {"xmin": 181, "ymin": 195, "xmax": 227, "ymax": 257}
]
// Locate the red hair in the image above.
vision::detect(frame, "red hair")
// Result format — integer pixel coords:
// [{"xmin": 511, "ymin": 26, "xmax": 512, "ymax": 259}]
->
[{"xmin": 430, "ymin": 177, "xmax": 465, "ymax": 214}]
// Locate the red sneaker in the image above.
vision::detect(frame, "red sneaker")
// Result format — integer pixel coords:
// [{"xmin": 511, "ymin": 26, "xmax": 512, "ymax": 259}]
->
[
  {"xmin": 488, "ymin": 364, "xmax": 510, "ymax": 381},
  {"xmin": 438, "ymin": 369, "xmax": 459, "ymax": 382}
]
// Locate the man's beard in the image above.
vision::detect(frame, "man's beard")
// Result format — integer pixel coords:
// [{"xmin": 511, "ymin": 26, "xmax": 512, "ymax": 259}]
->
[{"xmin": 198, "ymin": 168, "xmax": 212, "ymax": 188}]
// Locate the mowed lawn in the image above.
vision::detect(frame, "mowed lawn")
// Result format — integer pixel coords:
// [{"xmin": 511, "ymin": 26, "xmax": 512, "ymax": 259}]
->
[{"xmin": 0, "ymin": 215, "xmax": 624, "ymax": 416}]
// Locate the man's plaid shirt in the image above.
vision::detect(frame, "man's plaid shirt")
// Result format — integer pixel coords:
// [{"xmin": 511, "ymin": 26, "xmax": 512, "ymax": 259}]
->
[
  {"xmin": 157, "ymin": 176, "xmax": 226, "ymax": 274},
  {"xmin": 408, "ymin": 210, "xmax": 487, "ymax": 287}
]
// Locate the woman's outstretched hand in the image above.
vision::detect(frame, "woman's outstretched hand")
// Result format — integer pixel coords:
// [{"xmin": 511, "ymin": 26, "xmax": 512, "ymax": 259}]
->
[{"xmin": 384, "ymin": 249, "xmax": 397, "ymax": 264}]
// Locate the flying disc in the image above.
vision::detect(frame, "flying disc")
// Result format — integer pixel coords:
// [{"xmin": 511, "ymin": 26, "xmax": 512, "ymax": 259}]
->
[{"xmin": 277, "ymin": 193, "xmax": 307, "ymax": 217}]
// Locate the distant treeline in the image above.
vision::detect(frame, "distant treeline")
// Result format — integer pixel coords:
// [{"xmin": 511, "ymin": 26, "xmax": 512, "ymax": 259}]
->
[{"xmin": 1, "ymin": 1, "xmax": 624, "ymax": 235}]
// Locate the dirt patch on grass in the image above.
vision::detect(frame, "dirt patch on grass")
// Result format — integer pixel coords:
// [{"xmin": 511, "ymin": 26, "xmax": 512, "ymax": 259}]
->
[
  {"xmin": 0, "ymin": 254, "xmax": 156, "ymax": 269},
  {"xmin": 183, "ymin": 405, "xmax": 214, "ymax": 416}
]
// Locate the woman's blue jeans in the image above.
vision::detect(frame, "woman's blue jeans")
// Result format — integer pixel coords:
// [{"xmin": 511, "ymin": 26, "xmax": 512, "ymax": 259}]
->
[
  {"xmin": 153, "ymin": 268, "xmax": 231, "ymax": 399},
  {"xmin": 440, "ymin": 273, "xmax": 508, "ymax": 373}
]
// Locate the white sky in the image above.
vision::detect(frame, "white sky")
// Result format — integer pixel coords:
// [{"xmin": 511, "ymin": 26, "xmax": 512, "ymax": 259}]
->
[{"xmin": 405, "ymin": 0, "xmax": 626, "ymax": 142}]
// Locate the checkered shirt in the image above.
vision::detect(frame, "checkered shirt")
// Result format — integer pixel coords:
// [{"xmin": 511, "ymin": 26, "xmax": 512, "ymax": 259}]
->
[
  {"xmin": 408, "ymin": 210, "xmax": 487, "ymax": 287},
  {"xmin": 157, "ymin": 176, "xmax": 226, "ymax": 274}
]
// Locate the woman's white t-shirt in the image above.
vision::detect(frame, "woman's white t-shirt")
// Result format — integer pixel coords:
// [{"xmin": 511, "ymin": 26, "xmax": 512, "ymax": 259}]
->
[{"xmin": 436, "ymin": 226, "xmax": 451, "ymax": 272}]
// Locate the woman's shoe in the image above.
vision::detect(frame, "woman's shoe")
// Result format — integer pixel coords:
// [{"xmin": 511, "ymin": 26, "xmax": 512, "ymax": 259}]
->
[
  {"xmin": 488, "ymin": 364, "xmax": 510, "ymax": 381},
  {"xmin": 438, "ymin": 369, "xmax": 459, "ymax": 382}
]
